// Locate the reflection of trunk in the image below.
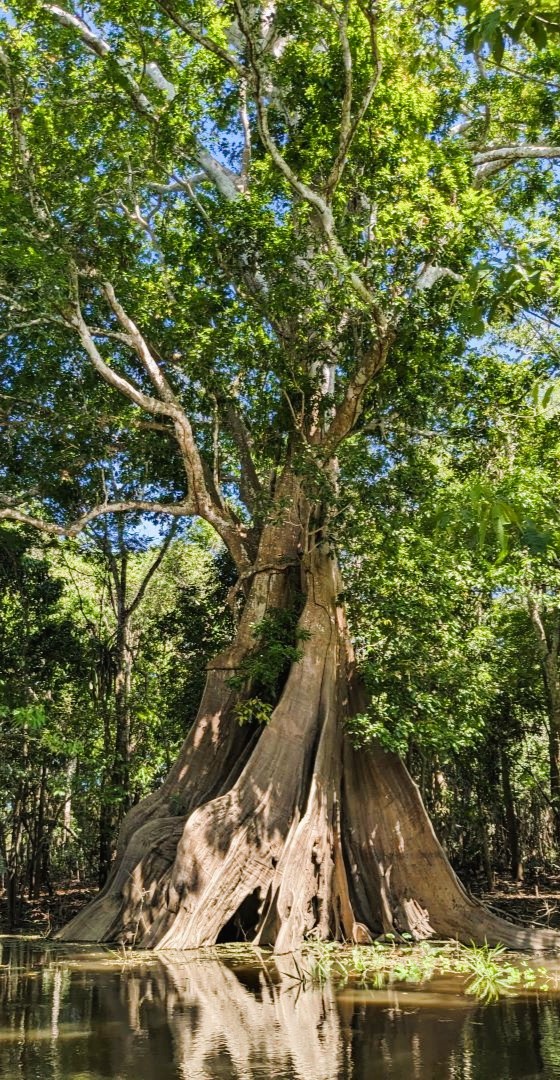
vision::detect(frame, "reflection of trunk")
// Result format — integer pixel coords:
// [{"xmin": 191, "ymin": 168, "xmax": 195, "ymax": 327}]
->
[
  {"xmin": 153, "ymin": 956, "xmax": 347, "ymax": 1080},
  {"xmin": 3, "ymin": 938, "xmax": 558, "ymax": 1080},
  {"xmin": 500, "ymin": 745, "xmax": 523, "ymax": 883},
  {"xmin": 528, "ymin": 599, "xmax": 560, "ymax": 849},
  {"xmin": 57, "ymin": 475, "xmax": 559, "ymax": 950}
]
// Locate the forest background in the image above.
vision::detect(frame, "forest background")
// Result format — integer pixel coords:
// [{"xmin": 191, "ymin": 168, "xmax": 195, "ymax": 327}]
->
[{"xmin": 1, "ymin": 0, "xmax": 560, "ymax": 939}]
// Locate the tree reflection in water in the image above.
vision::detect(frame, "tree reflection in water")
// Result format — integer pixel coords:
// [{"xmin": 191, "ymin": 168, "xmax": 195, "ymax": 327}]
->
[{"xmin": 1, "ymin": 939, "xmax": 560, "ymax": 1079}]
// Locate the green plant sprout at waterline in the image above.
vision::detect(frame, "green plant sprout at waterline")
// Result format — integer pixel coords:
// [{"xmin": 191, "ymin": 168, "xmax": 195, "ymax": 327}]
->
[{"xmin": 290, "ymin": 940, "xmax": 560, "ymax": 1003}]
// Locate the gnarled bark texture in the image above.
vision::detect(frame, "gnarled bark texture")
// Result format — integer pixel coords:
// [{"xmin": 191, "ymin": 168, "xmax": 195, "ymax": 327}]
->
[{"xmin": 57, "ymin": 477, "xmax": 559, "ymax": 951}]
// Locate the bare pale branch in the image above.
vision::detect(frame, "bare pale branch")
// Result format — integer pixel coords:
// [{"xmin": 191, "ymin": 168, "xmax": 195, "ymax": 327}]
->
[
  {"xmin": 324, "ymin": 0, "xmax": 382, "ymax": 199},
  {"xmin": 0, "ymin": 499, "xmax": 195, "ymax": 538},
  {"xmin": 232, "ymin": 0, "xmax": 387, "ymax": 325},
  {"xmin": 153, "ymin": 0, "xmax": 244, "ymax": 75},
  {"xmin": 42, "ymin": 3, "xmax": 244, "ymax": 201},
  {"xmin": 474, "ymin": 144, "xmax": 560, "ymax": 185}
]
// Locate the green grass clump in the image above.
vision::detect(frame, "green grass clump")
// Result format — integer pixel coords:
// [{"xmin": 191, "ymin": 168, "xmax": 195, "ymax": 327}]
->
[{"xmin": 287, "ymin": 939, "xmax": 560, "ymax": 1003}]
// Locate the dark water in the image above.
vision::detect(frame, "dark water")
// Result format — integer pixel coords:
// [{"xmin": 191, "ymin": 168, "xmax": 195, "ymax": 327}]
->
[{"xmin": 2, "ymin": 938, "xmax": 560, "ymax": 1079}]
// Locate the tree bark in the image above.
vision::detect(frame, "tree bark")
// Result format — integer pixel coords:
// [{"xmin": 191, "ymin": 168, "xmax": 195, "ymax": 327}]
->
[
  {"xmin": 549, "ymin": 709, "xmax": 560, "ymax": 849},
  {"xmin": 527, "ymin": 600, "xmax": 560, "ymax": 850},
  {"xmin": 500, "ymin": 745, "xmax": 523, "ymax": 883},
  {"xmin": 56, "ymin": 484, "xmax": 560, "ymax": 951},
  {"xmin": 31, "ymin": 759, "xmax": 48, "ymax": 900}
]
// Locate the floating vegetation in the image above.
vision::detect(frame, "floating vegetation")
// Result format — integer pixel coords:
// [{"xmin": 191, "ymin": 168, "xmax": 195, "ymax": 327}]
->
[
  {"xmin": 10, "ymin": 936, "xmax": 557, "ymax": 1005},
  {"xmin": 286, "ymin": 940, "xmax": 560, "ymax": 1003}
]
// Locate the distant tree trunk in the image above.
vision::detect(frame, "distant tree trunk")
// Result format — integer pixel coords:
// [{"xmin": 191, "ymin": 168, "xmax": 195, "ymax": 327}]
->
[
  {"xmin": 549, "ymin": 710, "xmax": 560, "ymax": 846},
  {"xmin": 528, "ymin": 599, "xmax": 560, "ymax": 849},
  {"xmin": 478, "ymin": 795, "xmax": 494, "ymax": 892},
  {"xmin": 98, "ymin": 688, "xmax": 114, "ymax": 886},
  {"xmin": 6, "ymin": 735, "xmax": 30, "ymax": 926},
  {"xmin": 56, "ymin": 472, "xmax": 559, "ymax": 950},
  {"xmin": 31, "ymin": 759, "xmax": 48, "ymax": 900},
  {"xmin": 98, "ymin": 620, "xmax": 135, "ymax": 885},
  {"xmin": 112, "ymin": 619, "xmax": 135, "ymax": 822},
  {"xmin": 0, "ymin": 824, "xmax": 10, "ymax": 924},
  {"xmin": 95, "ymin": 522, "xmax": 175, "ymax": 885},
  {"xmin": 500, "ymin": 745, "xmax": 523, "ymax": 883},
  {"xmin": 61, "ymin": 757, "xmax": 77, "ymax": 845}
]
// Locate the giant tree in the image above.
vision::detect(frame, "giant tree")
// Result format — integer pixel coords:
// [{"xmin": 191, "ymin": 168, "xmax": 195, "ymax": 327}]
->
[{"xmin": 1, "ymin": 0, "xmax": 560, "ymax": 948}]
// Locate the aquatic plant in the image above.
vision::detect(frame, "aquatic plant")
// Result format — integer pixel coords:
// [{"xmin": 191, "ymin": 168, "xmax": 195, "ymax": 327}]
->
[{"xmin": 292, "ymin": 940, "xmax": 560, "ymax": 1003}]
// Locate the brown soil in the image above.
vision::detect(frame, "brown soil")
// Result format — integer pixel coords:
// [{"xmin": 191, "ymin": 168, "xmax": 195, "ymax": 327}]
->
[
  {"xmin": 472, "ymin": 876, "xmax": 560, "ymax": 934},
  {"xmin": 0, "ymin": 883, "xmax": 98, "ymax": 936}
]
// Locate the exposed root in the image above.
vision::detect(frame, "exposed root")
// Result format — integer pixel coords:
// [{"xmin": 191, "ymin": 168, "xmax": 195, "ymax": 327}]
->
[
  {"xmin": 56, "ymin": 524, "xmax": 301, "ymax": 945},
  {"xmin": 55, "ymin": 668, "xmax": 245, "ymax": 943},
  {"xmin": 344, "ymin": 743, "xmax": 560, "ymax": 951},
  {"xmin": 142, "ymin": 554, "xmax": 336, "ymax": 948},
  {"xmin": 56, "ymin": 535, "xmax": 560, "ymax": 954},
  {"xmin": 255, "ymin": 656, "xmax": 359, "ymax": 951}
]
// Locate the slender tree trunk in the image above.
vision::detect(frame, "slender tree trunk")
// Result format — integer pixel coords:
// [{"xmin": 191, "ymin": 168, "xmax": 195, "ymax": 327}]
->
[
  {"xmin": 96, "ymin": 619, "xmax": 135, "ymax": 883},
  {"xmin": 548, "ymin": 706, "xmax": 560, "ymax": 848},
  {"xmin": 98, "ymin": 700, "xmax": 114, "ymax": 886},
  {"xmin": 31, "ymin": 760, "xmax": 48, "ymax": 900},
  {"xmin": 475, "ymin": 790, "xmax": 494, "ymax": 893},
  {"xmin": 111, "ymin": 620, "xmax": 135, "ymax": 821},
  {"xmin": 95, "ymin": 523, "xmax": 174, "ymax": 883},
  {"xmin": 500, "ymin": 745, "xmax": 523, "ymax": 883},
  {"xmin": 8, "ymin": 765, "xmax": 28, "ymax": 926},
  {"xmin": 528, "ymin": 600, "xmax": 560, "ymax": 850},
  {"xmin": 61, "ymin": 757, "xmax": 77, "ymax": 845},
  {"xmin": 56, "ymin": 477, "xmax": 559, "ymax": 950}
]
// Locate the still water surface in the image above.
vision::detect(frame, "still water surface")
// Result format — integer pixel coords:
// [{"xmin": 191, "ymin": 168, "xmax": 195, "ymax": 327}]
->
[{"xmin": 1, "ymin": 937, "xmax": 560, "ymax": 1079}]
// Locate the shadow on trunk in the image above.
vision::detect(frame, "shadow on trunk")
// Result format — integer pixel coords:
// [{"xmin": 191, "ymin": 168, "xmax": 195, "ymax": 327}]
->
[{"xmin": 56, "ymin": 503, "xmax": 560, "ymax": 952}]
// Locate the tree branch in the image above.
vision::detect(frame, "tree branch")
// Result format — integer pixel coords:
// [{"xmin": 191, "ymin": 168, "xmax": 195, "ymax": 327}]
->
[
  {"xmin": 126, "ymin": 519, "xmax": 180, "ymax": 617},
  {"xmin": 239, "ymin": 78, "xmax": 252, "ymax": 190},
  {"xmin": 153, "ymin": 0, "xmax": 244, "ymax": 75},
  {"xmin": 551, "ymin": 608, "xmax": 560, "ymax": 665},
  {"xmin": 414, "ymin": 263, "xmax": 463, "ymax": 291},
  {"xmin": 33, "ymin": 271, "xmax": 247, "ymax": 570},
  {"xmin": 101, "ymin": 281, "xmax": 178, "ymax": 405},
  {"xmin": 0, "ymin": 500, "xmax": 194, "ymax": 538},
  {"xmin": 97, "ymin": 281, "xmax": 226, "ymax": 517},
  {"xmin": 233, "ymin": 0, "xmax": 386, "ymax": 324},
  {"xmin": 528, "ymin": 595, "xmax": 551, "ymax": 659},
  {"xmin": 318, "ymin": 331, "xmax": 394, "ymax": 452},
  {"xmin": 220, "ymin": 398, "xmax": 263, "ymax": 514},
  {"xmin": 67, "ymin": 294, "xmax": 173, "ymax": 421},
  {"xmin": 0, "ymin": 44, "xmax": 50, "ymax": 225},
  {"xmin": 474, "ymin": 144, "xmax": 560, "ymax": 185},
  {"xmin": 42, "ymin": 3, "xmax": 244, "ymax": 202},
  {"xmin": 324, "ymin": 0, "xmax": 382, "ymax": 199},
  {"xmin": 43, "ymin": 4, "xmax": 155, "ymax": 117}
]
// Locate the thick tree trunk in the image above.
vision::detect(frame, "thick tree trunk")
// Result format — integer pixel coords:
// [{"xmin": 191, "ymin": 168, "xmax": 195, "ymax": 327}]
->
[{"xmin": 57, "ymin": 493, "xmax": 559, "ymax": 951}]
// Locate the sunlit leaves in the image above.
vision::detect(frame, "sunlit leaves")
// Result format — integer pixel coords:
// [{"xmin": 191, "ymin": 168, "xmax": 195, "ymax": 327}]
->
[{"xmin": 462, "ymin": 0, "xmax": 560, "ymax": 60}]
